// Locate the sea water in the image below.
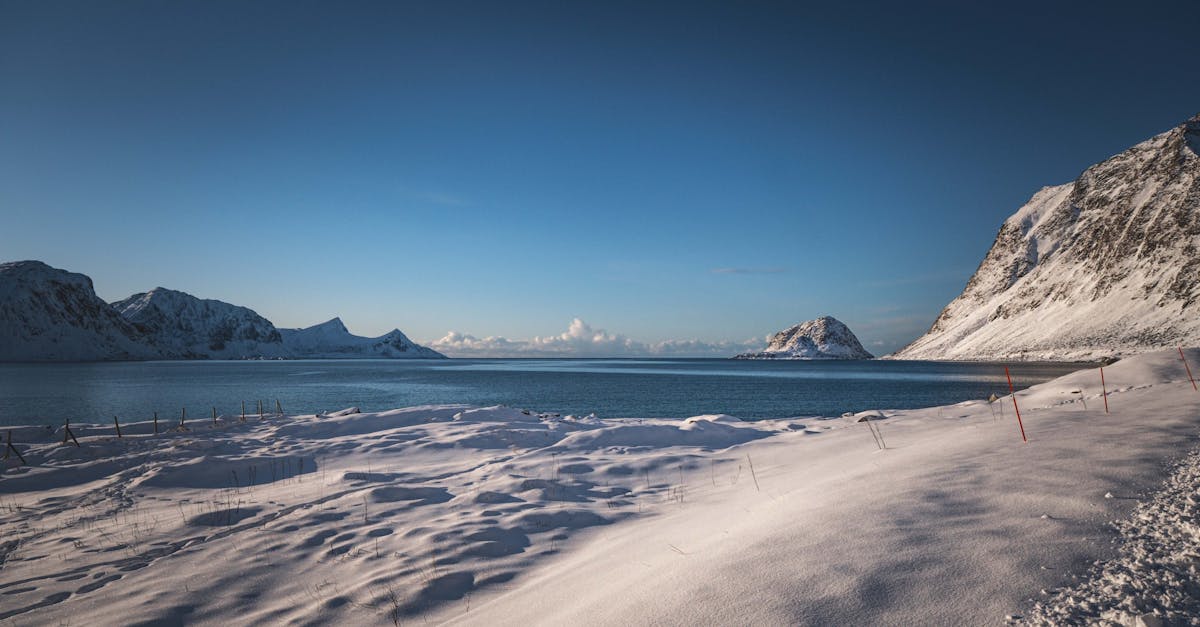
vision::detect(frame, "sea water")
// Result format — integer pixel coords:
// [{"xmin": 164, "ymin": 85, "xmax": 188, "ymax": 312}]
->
[{"xmin": 0, "ymin": 358, "xmax": 1089, "ymax": 426}]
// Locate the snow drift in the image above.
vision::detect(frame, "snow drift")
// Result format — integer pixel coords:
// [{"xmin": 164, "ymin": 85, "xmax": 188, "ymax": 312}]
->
[{"xmin": 5, "ymin": 349, "xmax": 1200, "ymax": 624}]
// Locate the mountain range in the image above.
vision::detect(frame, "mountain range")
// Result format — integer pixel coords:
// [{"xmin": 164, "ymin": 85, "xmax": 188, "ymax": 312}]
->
[{"xmin": 0, "ymin": 261, "xmax": 445, "ymax": 362}]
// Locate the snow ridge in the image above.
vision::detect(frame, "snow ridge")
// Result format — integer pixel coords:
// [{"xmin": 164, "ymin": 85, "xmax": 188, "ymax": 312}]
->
[
  {"xmin": 895, "ymin": 113, "xmax": 1200, "ymax": 361},
  {"xmin": 113, "ymin": 287, "xmax": 288, "ymax": 359},
  {"xmin": 734, "ymin": 315, "xmax": 873, "ymax": 359},
  {"xmin": 0, "ymin": 261, "xmax": 163, "ymax": 361}
]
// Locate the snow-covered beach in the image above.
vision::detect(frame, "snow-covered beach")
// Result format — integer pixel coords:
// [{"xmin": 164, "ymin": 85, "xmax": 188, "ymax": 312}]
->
[{"xmin": 2, "ymin": 349, "xmax": 1200, "ymax": 625}]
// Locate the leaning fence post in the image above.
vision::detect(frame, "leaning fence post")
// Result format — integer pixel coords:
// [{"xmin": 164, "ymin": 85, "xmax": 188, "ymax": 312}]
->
[
  {"xmin": 1005, "ymin": 366, "xmax": 1027, "ymax": 443},
  {"xmin": 113, "ymin": 416, "xmax": 122, "ymax": 438},
  {"xmin": 1180, "ymin": 347, "xmax": 1197, "ymax": 391},
  {"xmin": 154, "ymin": 411, "xmax": 159, "ymax": 434},
  {"xmin": 62, "ymin": 418, "xmax": 80, "ymax": 447},
  {"xmin": 872, "ymin": 419, "xmax": 887, "ymax": 449},
  {"xmin": 863, "ymin": 419, "xmax": 881, "ymax": 449},
  {"xmin": 4, "ymin": 430, "xmax": 28, "ymax": 465},
  {"xmin": 1101, "ymin": 366, "xmax": 1109, "ymax": 413}
]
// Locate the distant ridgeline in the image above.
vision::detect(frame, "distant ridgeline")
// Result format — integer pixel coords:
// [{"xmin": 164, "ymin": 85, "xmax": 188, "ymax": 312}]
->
[
  {"xmin": 0, "ymin": 260, "xmax": 445, "ymax": 362},
  {"xmin": 894, "ymin": 112, "xmax": 1200, "ymax": 362},
  {"xmin": 735, "ymin": 316, "xmax": 874, "ymax": 360}
]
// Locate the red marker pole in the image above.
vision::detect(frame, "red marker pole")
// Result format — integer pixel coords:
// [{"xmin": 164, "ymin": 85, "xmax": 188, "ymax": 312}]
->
[
  {"xmin": 1180, "ymin": 347, "xmax": 1197, "ymax": 391},
  {"xmin": 1100, "ymin": 366, "xmax": 1109, "ymax": 413},
  {"xmin": 1005, "ymin": 366, "xmax": 1027, "ymax": 442}
]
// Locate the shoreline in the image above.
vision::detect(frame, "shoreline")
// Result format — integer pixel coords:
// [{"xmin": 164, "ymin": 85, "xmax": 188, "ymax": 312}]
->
[
  {"xmin": 2, "ymin": 349, "xmax": 1198, "ymax": 624},
  {"xmin": 0, "ymin": 358, "xmax": 1089, "ymax": 429}
]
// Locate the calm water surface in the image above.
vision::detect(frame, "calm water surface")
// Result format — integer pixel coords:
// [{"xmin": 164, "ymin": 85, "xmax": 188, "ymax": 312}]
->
[{"xmin": 0, "ymin": 359, "xmax": 1091, "ymax": 426}]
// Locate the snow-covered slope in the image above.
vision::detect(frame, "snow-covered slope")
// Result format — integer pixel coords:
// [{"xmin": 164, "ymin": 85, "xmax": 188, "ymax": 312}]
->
[
  {"xmin": 5, "ymin": 349, "xmax": 1200, "ymax": 624},
  {"xmin": 113, "ymin": 288, "xmax": 289, "ymax": 359},
  {"xmin": 895, "ymin": 113, "xmax": 1200, "ymax": 361},
  {"xmin": 0, "ymin": 261, "xmax": 164, "ymax": 361},
  {"xmin": 280, "ymin": 318, "xmax": 447, "ymax": 359},
  {"xmin": 735, "ymin": 315, "xmax": 873, "ymax": 359}
]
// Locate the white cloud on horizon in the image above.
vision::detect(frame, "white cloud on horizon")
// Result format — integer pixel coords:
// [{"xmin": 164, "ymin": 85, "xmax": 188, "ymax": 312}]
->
[{"xmin": 430, "ymin": 318, "xmax": 765, "ymax": 358}]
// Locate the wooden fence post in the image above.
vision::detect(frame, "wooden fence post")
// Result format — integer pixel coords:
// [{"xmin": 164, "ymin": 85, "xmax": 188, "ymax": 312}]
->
[
  {"xmin": 1005, "ymin": 366, "xmax": 1027, "ymax": 443},
  {"xmin": 1101, "ymin": 366, "xmax": 1109, "ymax": 413},
  {"xmin": 4, "ymin": 430, "xmax": 27, "ymax": 465},
  {"xmin": 62, "ymin": 418, "xmax": 80, "ymax": 447},
  {"xmin": 1181, "ymin": 347, "xmax": 1197, "ymax": 391}
]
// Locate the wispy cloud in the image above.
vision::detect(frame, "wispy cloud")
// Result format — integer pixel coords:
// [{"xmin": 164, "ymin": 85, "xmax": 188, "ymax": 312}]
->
[
  {"xmin": 859, "ymin": 269, "xmax": 971, "ymax": 288},
  {"xmin": 430, "ymin": 318, "xmax": 764, "ymax": 358},
  {"xmin": 710, "ymin": 267, "xmax": 787, "ymax": 275}
]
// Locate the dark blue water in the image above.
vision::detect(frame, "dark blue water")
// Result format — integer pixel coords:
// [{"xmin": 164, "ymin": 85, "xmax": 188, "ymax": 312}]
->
[{"xmin": 0, "ymin": 359, "xmax": 1090, "ymax": 426}]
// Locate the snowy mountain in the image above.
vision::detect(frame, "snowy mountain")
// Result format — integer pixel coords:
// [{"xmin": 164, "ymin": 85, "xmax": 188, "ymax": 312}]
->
[
  {"xmin": 734, "ymin": 316, "xmax": 873, "ymax": 359},
  {"xmin": 0, "ymin": 261, "xmax": 445, "ymax": 361},
  {"xmin": 0, "ymin": 261, "xmax": 164, "ymax": 361},
  {"xmin": 112, "ymin": 290, "xmax": 446, "ymax": 360},
  {"xmin": 894, "ymin": 113, "xmax": 1200, "ymax": 361},
  {"xmin": 112, "ymin": 288, "xmax": 289, "ymax": 359},
  {"xmin": 280, "ymin": 318, "xmax": 446, "ymax": 359}
]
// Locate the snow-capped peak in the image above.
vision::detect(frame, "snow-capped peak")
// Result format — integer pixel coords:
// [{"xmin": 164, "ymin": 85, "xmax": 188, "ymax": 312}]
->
[
  {"xmin": 305, "ymin": 317, "xmax": 351, "ymax": 336},
  {"xmin": 735, "ymin": 316, "xmax": 873, "ymax": 360},
  {"xmin": 279, "ymin": 320, "xmax": 446, "ymax": 359},
  {"xmin": 0, "ymin": 260, "xmax": 92, "ymax": 300},
  {"xmin": 0, "ymin": 261, "xmax": 163, "ymax": 361},
  {"xmin": 112, "ymin": 287, "xmax": 287, "ymax": 359}
]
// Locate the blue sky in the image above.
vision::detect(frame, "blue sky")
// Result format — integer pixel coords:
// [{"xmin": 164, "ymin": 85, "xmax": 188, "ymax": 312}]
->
[{"xmin": 2, "ymin": 1, "xmax": 1198, "ymax": 356}]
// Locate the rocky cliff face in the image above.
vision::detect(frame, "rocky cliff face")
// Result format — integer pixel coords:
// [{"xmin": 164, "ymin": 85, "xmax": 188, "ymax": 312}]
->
[
  {"xmin": 735, "ymin": 316, "xmax": 873, "ymax": 359},
  {"xmin": 112, "ymin": 288, "xmax": 289, "ymax": 359},
  {"xmin": 0, "ymin": 261, "xmax": 164, "ymax": 361},
  {"xmin": 894, "ymin": 113, "xmax": 1200, "ymax": 361}
]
